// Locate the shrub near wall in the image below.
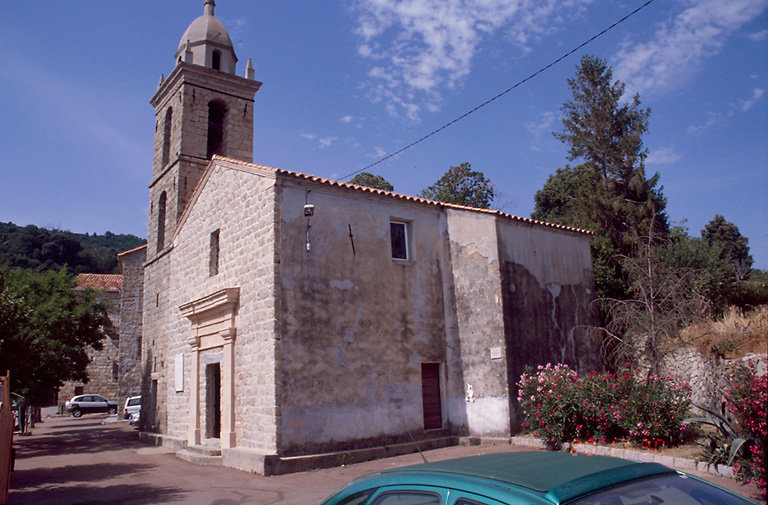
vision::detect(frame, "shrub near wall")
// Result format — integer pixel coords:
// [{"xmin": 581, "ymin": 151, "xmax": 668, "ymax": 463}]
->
[
  {"xmin": 727, "ymin": 365, "xmax": 768, "ymax": 497},
  {"xmin": 517, "ymin": 363, "xmax": 693, "ymax": 450}
]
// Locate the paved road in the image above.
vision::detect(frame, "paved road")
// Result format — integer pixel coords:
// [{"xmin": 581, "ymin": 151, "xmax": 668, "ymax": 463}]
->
[{"xmin": 8, "ymin": 415, "xmax": 764, "ymax": 504}]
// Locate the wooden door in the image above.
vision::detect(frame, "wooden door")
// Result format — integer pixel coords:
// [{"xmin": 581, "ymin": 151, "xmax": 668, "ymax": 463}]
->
[{"xmin": 421, "ymin": 363, "xmax": 442, "ymax": 430}]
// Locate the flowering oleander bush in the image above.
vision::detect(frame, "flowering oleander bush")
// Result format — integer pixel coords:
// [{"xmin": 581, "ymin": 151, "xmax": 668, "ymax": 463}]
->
[
  {"xmin": 516, "ymin": 363, "xmax": 579, "ymax": 449},
  {"xmin": 727, "ymin": 364, "xmax": 767, "ymax": 498},
  {"xmin": 517, "ymin": 363, "xmax": 693, "ymax": 451}
]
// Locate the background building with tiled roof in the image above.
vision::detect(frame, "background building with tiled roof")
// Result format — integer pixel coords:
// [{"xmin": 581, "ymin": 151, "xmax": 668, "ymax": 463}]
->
[{"xmin": 58, "ymin": 274, "xmax": 124, "ymax": 406}]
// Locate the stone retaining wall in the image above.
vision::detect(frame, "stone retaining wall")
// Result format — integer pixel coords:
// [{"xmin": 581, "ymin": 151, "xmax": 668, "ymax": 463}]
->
[{"xmin": 656, "ymin": 348, "xmax": 767, "ymax": 408}]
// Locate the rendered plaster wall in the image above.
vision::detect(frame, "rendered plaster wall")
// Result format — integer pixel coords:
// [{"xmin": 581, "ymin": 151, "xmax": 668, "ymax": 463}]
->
[
  {"xmin": 443, "ymin": 209, "xmax": 510, "ymax": 437},
  {"xmin": 277, "ymin": 180, "xmax": 450, "ymax": 455},
  {"xmin": 166, "ymin": 161, "xmax": 278, "ymax": 452},
  {"xmin": 495, "ymin": 222, "xmax": 601, "ymax": 430}
]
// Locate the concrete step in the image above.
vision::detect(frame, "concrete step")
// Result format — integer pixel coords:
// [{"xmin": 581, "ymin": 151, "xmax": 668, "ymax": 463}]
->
[{"xmin": 176, "ymin": 444, "xmax": 223, "ymax": 466}]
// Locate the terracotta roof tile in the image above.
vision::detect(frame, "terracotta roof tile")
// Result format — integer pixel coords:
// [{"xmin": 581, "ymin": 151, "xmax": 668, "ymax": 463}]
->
[
  {"xmin": 214, "ymin": 156, "xmax": 593, "ymax": 236},
  {"xmin": 117, "ymin": 244, "xmax": 147, "ymax": 257},
  {"xmin": 75, "ymin": 274, "xmax": 122, "ymax": 292}
]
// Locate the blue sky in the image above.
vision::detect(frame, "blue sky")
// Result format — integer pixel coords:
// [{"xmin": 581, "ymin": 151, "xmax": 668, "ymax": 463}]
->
[{"xmin": 1, "ymin": 0, "xmax": 766, "ymax": 268}]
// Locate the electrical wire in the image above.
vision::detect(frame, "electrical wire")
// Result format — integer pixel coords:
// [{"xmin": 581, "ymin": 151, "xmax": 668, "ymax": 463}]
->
[{"xmin": 342, "ymin": 0, "xmax": 656, "ymax": 181}]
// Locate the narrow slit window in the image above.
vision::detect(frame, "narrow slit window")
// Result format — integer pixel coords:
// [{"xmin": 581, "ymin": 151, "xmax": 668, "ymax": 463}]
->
[
  {"xmin": 209, "ymin": 229, "xmax": 220, "ymax": 276},
  {"xmin": 390, "ymin": 221, "xmax": 408, "ymax": 260},
  {"xmin": 157, "ymin": 192, "xmax": 167, "ymax": 252},
  {"xmin": 161, "ymin": 107, "xmax": 173, "ymax": 167}
]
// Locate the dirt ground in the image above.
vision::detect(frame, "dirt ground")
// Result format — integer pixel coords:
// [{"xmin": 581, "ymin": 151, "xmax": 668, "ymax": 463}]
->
[{"xmin": 8, "ymin": 414, "xmax": 765, "ymax": 505}]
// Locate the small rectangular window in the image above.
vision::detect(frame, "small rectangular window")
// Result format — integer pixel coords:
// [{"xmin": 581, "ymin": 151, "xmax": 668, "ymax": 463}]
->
[
  {"xmin": 390, "ymin": 221, "xmax": 409, "ymax": 260},
  {"xmin": 210, "ymin": 229, "xmax": 220, "ymax": 276}
]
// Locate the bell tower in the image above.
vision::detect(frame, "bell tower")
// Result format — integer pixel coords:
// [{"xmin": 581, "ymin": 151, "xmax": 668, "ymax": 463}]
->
[{"xmin": 147, "ymin": 0, "xmax": 262, "ymax": 257}]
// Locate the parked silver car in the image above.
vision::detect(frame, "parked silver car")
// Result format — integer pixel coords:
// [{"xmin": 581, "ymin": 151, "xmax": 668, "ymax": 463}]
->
[
  {"xmin": 64, "ymin": 394, "xmax": 118, "ymax": 417},
  {"xmin": 123, "ymin": 395, "xmax": 141, "ymax": 420}
]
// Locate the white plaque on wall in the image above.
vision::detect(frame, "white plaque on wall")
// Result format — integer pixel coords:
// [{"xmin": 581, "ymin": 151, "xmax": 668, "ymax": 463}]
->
[
  {"xmin": 175, "ymin": 353, "xmax": 184, "ymax": 392},
  {"xmin": 490, "ymin": 346, "xmax": 503, "ymax": 360}
]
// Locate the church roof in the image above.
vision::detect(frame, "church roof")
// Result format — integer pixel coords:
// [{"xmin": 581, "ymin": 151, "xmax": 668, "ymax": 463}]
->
[
  {"xmin": 177, "ymin": 1, "xmax": 234, "ymax": 55},
  {"xmin": 75, "ymin": 273, "xmax": 122, "ymax": 292},
  {"xmin": 210, "ymin": 156, "xmax": 594, "ymax": 236}
]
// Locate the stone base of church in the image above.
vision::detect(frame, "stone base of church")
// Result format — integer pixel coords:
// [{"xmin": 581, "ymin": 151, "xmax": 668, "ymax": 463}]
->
[
  {"xmin": 229, "ymin": 435, "xmax": 460, "ymax": 475},
  {"xmin": 139, "ymin": 431, "xmax": 459, "ymax": 475},
  {"xmin": 139, "ymin": 431, "xmax": 186, "ymax": 451}
]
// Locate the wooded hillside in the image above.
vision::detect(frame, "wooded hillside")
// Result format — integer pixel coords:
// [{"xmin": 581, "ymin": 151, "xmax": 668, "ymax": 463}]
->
[{"xmin": 0, "ymin": 222, "xmax": 145, "ymax": 274}]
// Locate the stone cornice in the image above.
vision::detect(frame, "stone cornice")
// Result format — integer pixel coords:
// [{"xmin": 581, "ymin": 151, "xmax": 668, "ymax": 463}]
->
[
  {"xmin": 151, "ymin": 62, "xmax": 262, "ymax": 109},
  {"xmin": 179, "ymin": 287, "xmax": 240, "ymax": 319}
]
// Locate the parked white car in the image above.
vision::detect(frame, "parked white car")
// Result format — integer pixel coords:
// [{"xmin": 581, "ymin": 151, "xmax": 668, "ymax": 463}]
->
[{"xmin": 123, "ymin": 395, "xmax": 141, "ymax": 420}]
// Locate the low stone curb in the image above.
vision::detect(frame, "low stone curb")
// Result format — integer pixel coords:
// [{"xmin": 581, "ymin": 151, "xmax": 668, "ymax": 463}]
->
[{"xmin": 510, "ymin": 436, "xmax": 734, "ymax": 478}]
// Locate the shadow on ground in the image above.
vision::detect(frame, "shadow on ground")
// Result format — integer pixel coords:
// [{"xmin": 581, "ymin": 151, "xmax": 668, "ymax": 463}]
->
[
  {"xmin": 15, "ymin": 418, "xmax": 142, "ymax": 459},
  {"xmin": 9, "ymin": 482, "xmax": 185, "ymax": 505}
]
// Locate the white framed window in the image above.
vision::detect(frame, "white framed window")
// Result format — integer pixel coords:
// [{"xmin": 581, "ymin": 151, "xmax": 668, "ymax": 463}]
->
[{"xmin": 390, "ymin": 220, "xmax": 409, "ymax": 260}]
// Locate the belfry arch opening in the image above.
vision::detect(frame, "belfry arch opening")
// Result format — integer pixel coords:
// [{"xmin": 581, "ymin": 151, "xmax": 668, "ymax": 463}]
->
[
  {"xmin": 206, "ymin": 101, "xmax": 226, "ymax": 159},
  {"xmin": 211, "ymin": 50, "xmax": 221, "ymax": 71}
]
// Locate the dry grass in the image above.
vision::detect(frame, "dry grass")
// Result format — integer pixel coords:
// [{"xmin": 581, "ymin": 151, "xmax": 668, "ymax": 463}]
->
[{"xmin": 683, "ymin": 305, "xmax": 768, "ymax": 358}]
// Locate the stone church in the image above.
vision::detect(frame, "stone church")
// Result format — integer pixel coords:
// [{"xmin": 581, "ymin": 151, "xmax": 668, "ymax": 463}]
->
[{"xmin": 128, "ymin": 1, "xmax": 601, "ymax": 474}]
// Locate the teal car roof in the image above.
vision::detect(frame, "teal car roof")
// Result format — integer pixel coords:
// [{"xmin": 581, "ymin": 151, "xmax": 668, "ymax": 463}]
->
[{"xmin": 339, "ymin": 452, "xmax": 676, "ymax": 504}]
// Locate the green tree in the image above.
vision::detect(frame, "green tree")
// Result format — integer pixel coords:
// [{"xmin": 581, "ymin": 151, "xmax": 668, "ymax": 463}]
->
[
  {"xmin": 702, "ymin": 214, "xmax": 753, "ymax": 279},
  {"xmin": 533, "ymin": 55, "xmax": 668, "ymax": 301},
  {"xmin": 419, "ymin": 162, "xmax": 495, "ymax": 208},
  {"xmin": 0, "ymin": 222, "xmax": 145, "ymax": 274},
  {"xmin": 602, "ymin": 230, "xmax": 708, "ymax": 377},
  {"xmin": 658, "ymin": 224, "xmax": 736, "ymax": 316},
  {"xmin": 0, "ymin": 268, "xmax": 109, "ymax": 404},
  {"xmin": 348, "ymin": 172, "xmax": 394, "ymax": 191}
]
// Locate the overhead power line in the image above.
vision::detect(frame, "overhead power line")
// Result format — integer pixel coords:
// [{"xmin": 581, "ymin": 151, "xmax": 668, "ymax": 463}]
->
[{"xmin": 342, "ymin": 0, "xmax": 656, "ymax": 181}]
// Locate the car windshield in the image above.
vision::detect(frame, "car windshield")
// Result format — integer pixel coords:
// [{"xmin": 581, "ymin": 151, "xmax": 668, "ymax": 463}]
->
[{"xmin": 571, "ymin": 473, "xmax": 753, "ymax": 505}]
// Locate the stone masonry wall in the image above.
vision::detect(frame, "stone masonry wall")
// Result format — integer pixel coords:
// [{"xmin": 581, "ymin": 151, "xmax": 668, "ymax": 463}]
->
[
  {"xmin": 166, "ymin": 159, "xmax": 278, "ymax": 451},
  {"xmin": 142, "ymin": 250, "xmax": 172, "ymax": 433},
  {"xmin": 59, "ymin": 289, "xmax": 121, "ymax": 406},
  {"xmin": 118, "ymin": 247, "xmax": 146, "ymax": 408},
  {"xmin": 657, "ymin": 347, "xmax": 767, "ymax": 408}
]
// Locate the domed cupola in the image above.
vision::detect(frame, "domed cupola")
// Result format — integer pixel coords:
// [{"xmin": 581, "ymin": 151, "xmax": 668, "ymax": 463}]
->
[{"xmin": 175, "ymin": 0, "xmax": 238, "ymax": 74}]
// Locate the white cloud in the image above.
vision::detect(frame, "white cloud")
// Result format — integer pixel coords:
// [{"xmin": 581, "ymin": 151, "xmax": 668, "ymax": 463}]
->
[
  {"xmin": 301, "ymin": 133, "xmax": 338, "ymax": 148},
  {"xmin": 748, "ymin": 28, "xmax": 768, "ymax": 41},
  {"xmin": 613, "ymin": 0, "xmax": 768, "ymax": 96},
  {"xmin": 340, "ymin": 115, "xmax": 353, "ymax": 123},
  {"xmin": 352, "ymin": 0, "xmax": 593, "ymax": 119},
  {"xmin": 646, "ymin": 147, "xmax": 681, "ymax": 164},
  {"xmin": 525, "ymin": 111, "xmax": 556, "ymax": 151},
  {"xmin": 689, "ymin": 87, "xmax": 765, "ymax": 134},
  {"xmin": 369, "ymin": 146, "xmax": 387, "ymax": 158},
  {"xmin": 687, "ymin": 111, "xmax": 721, "ymax": 136},
  {"xmin": 741, "ymin": 88, "xmax": 764, "ymax": 111}
]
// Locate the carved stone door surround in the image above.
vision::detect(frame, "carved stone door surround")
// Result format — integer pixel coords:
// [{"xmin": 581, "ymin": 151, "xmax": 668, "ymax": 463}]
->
[{"xmin": 179, "ymin": 287, "xmax": 239, "ymax": 449}]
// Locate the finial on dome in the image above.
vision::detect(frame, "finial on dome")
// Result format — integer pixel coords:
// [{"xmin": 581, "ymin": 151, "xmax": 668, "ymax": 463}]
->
[
  {"xmin": 204, "ymin": 0, "xmax": 215, "ymax": 16},
  {"xmin": 184, "ymin": 39, "xmax": 194, "ymax": 63}
]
